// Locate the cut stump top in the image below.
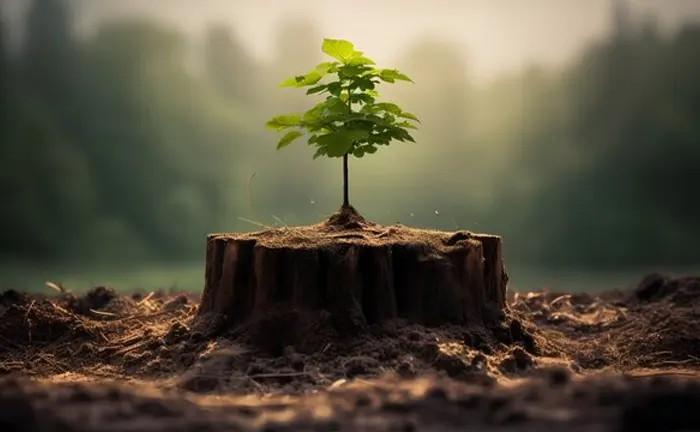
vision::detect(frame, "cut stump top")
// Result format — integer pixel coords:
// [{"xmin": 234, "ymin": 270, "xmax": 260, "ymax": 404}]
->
[{"xmin": 209, "ymin": 205, "xmax": 500, "ymax": 253}]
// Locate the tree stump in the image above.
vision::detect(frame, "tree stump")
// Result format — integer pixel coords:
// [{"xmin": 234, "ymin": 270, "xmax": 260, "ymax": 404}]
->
[{"xmin": 194, "ymin": 206, "xmax": 508, "ymax": 335}]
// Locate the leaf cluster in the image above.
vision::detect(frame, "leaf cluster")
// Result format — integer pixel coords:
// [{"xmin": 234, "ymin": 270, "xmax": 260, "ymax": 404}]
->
[{"xmin": 266, "ymin": 39, "xmax": 420, "ymax": 159}]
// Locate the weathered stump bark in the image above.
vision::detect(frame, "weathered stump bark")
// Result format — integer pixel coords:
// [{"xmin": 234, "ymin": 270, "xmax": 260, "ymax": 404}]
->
[{"xmin": 195, "ymin": 206, "xmax": 508, "ymax": 334}]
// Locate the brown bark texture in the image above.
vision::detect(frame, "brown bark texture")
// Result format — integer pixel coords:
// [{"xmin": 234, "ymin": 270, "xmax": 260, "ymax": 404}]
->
[{"xmin": 195, "ymin": 207, "xmax": 508, "ymax": 333}]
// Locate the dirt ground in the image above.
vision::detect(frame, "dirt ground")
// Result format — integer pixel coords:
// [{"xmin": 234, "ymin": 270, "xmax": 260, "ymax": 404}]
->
[{"xmin": 2, "ymin": 273, "xmax": 700, "ymax": 431}]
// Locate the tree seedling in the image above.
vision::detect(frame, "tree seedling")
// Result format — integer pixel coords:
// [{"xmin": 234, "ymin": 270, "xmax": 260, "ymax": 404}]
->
[{"xmin": 266, "ymin": 38, "xmax": 420, "ymax": 209}]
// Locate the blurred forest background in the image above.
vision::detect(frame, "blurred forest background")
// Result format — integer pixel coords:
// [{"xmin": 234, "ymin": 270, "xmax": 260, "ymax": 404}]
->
[{"xmin": 0, "ymin": 0, "xmax": 698, "ymax": 291}]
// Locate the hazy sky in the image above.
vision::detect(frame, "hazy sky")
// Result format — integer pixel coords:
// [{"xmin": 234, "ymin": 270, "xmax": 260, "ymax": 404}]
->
[{"xmin": 3, "ymin": 0, "xmax": 700, "ymax": 81}]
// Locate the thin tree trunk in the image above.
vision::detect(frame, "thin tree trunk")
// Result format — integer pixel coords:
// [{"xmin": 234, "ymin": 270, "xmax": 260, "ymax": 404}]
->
[{"xmin": 342, "ymin": 153, "xmax": 349, "ymax": 207}]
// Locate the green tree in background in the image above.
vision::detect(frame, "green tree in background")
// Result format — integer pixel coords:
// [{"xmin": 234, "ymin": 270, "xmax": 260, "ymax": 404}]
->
[
  {"xmin": 0, "ymin": 1, "xmax": 96, "ymax": 261},
  {"xmin": 0, "ymin": 0, "xmax": 699, "ymax": 271},
  {"xmin": 0, "ymin": 2, "xmax": 259, "ymax": 263},
  {"xmin": 77, "ymin": 20, "xmax": 239, "ymax": 258},
  {"xmin": 23, "ymin": 0, "xmax": 76, "ymax": 103},
  {"xmin": 204, "ymin": 24, "xmax": 256, "ymax": 104},
  {"xmin": 0, "ymin": 18, "xmax": 7, "ymax": 138},
  {"xmin": 269, "ymin": 18, "xmax": 322, "ymax": 115},
  {"xmin": 273, "ymin": 19, "xmax": 322, "ymax": 79},
  {"xmin": 390, "ymin": 39, "xmax": 477, "ymax": 218},
  {"xmin": 507, "ymin": 21, "xmax": 700, "ymax": 268}
]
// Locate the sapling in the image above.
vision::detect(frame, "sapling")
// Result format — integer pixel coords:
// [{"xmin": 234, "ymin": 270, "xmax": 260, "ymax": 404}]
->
[{"xmin": 266, "ymin": 38, "xmax": 420, "ymax": 209}]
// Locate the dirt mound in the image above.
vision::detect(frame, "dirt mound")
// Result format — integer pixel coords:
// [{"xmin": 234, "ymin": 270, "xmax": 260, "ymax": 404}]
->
[
  {"xmin": 510, "ymin": 273, "xmax": 700, "ymax": 371},
  {"xmin": 614, "ymin": 274, "xmax": 700, "ymax": 369},
  {"xmin": 0, "ymin": 290, "xmax": 95, "ymax": 349},
  {"xmin": 1, "ymin": 285, "xmax": 538, "ymax": 395},
  {"xmin": 173, "ymin": 304, "xmax": 539, "ymax": 395},
  {"xmin": 0, "ymin": 272, "xmax": 699, "ymax": 430},
  {"xmin": 61, "ymin": 286, "xmax": 120, "ymax": 315},
  {"xmin": 631, "ymin": 273, "xmax": 700, "ymax": 306}
]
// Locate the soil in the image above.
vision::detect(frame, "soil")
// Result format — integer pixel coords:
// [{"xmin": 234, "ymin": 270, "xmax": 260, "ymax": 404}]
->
[{"xmin": 1, "ymin": 273, "xmax": 700, "ymax": 431}]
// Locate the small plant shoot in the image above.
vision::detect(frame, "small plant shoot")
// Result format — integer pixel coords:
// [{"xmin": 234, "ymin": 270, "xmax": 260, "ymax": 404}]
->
[{"xmin": 266, "ymin": 38, "xmax": 420, "ymax": 208}]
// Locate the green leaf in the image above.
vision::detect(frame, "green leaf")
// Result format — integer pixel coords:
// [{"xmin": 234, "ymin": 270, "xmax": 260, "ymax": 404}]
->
[
  {"xmin": 266, "ymin": 114, "xmax": 301, "ymax": 131},
  {"xmin": 306, "ymin": 84, "xmax": 328, "ymax": 95},
  {"xmin": 277, "ymin": 130, "xmax": 304, "ymax": 149},
  {"xmin": 303, "ymin": 103, "xmax": 325, "ymax": 122},
  {"xmin": 325, "ymin": 97, "xmax": 349, "ymax": 114},
  {"xmin": 353, "ymin": 147, "xmax": 365, "ymax": 158},
  {"xmin": 347, "ymin": 55, "xmax": 376, "ymax": 66},
  {"xmin": 327, "ymin": 82, "xmax": 342, "ymax": 96},
  {"xmin": 375, "ymin": 102, "xmax": 402, "ymax": 115},
  {"xmin": 312, "ymin": 147, "xmax": 327, "ymax": 160},
  {"xmin": 317, "ymin": 129, "xmax": 370, "ymax": 157},
  {"xmin": 362, "ymin": 113, "xmax": 393, "ymax": 126},
  {"xmin": 353, "ymin": 144, "xmax": 378, "ymax": 158},
  {"xmin": 358, "ymin": 78, "xmax": 375, "ymax": 91},
  {"xmin": 339, "ymin": 65, "xmax": 372, "ymax": 80},
  {"xmin": 396, "ymin": 120, "xmax": 418, "ymax": 130},
  {"xmin": 379, "ymin": 69, "xmax": 414, "ymax": 83},
  {"xmin": 278, "ymin": 71, "xmax": 323, "ymax": 87},
  {"xmin": 369, "ymin": 132, "xmax": 393, "ymax": 145},
  {"xmin": 359, "ymin": 104, "xmax": 379, "ymax": 114},
  {"xmin": 350, "ymin": 93, "xmax": 375, "ymax": 105},
  {"xmin": 345, "ymin": 118, "xmax": 376, "ymax": 132},
  {"xmin": 278, "ymin": 75, "xmax": 305, "ymax": 87},
  {"xmin": 398, "ymin": 111, "xmax": 421, "ymax": 122},
  {"xmin": 390, "ymin": 127, "xmax": 415, "ymax": 143},
  {"xmin": 315, "ymin": 61, "xmax": 337, "ymax": 74},
  {"xmin": 322, "ymin": 39, "xmax": 356, "ymax": 63},
  {"xmin": 297, "ymin": 71, "xmax": 323, "ymax": 86}
]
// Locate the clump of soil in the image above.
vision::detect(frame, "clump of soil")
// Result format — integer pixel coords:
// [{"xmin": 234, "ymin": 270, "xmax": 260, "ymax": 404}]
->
[
  {"xmin": 1, "ymin": 273, "xmax": 699, "ymax": 431},
  {"xmin": 63, "ymin": 286, "xmax": 119, "ymax": 315},
  {"xmin": 325, "ymin": 204, "xmax": 372, "ymax": 230}
]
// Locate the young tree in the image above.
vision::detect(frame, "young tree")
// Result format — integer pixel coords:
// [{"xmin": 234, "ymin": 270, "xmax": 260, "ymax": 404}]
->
[{"xmin": 266, "ymin": 39, "xmax": 420, "ymax": 209}]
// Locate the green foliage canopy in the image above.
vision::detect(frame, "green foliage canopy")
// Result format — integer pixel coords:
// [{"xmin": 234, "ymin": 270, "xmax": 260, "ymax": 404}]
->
[{"xmin": 266, "ymin": 39, "xmax": 420, "ymax": 161}]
